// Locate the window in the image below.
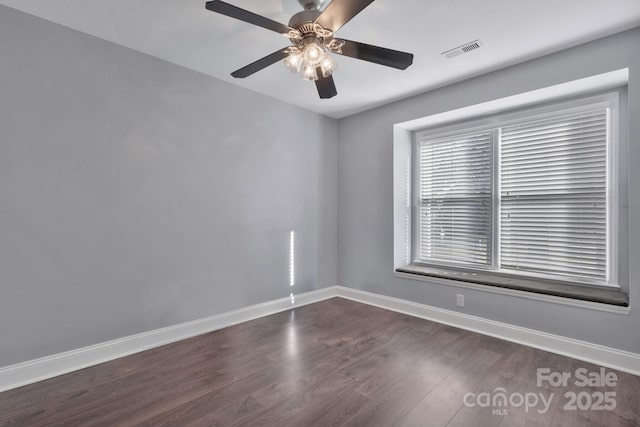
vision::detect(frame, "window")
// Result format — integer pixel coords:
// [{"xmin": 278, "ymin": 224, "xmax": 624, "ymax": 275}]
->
[
  {"xmin": 411, "ymin": 93, "xmax": 619, "ymax": 289},
  {"xmin": 417, "ymin": 130, "xmax": 494, "ymax": 267}
]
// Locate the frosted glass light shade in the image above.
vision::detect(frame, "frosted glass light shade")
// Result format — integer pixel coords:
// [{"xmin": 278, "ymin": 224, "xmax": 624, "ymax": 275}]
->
[
  {"xmin": 301, "ymin": 64, "xmax": 318, "ymax": 81},
  {"xmin": 303, "ymin": 43, "xmax": 324, "ymax": 67},
  {"xmin": 320, "ymin": 53, "xmax": 337, "ymax": 77},
  {"xmin": 284, "ymin": 51, "xmax": 303, "ymax": 73}
]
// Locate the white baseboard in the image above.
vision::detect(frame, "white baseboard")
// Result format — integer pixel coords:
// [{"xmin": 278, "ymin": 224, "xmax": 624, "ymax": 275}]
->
[
  {"xmin": 335, "ymin": 286, "xmax": 640, "ymax": 376},
  {"xmin": 0, "ymin": 287, "xmax": 336, "ymax": 393},
  {"xmin": 2, "ymin": 285, "xmax": 638, "ymax": 394}
]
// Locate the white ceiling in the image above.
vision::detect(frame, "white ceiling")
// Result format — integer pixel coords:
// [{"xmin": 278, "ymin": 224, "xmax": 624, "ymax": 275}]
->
[{"xmin": 2, "ymin": 0, "xmax": 640, "ymax": 118}]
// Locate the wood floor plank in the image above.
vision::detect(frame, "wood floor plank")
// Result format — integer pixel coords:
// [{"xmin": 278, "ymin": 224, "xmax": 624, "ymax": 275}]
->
[
  {"xmin": 227, "ymin": 312, "xmax": 428, "ymax": 426},
  {"xmin": 445, "ymin": 343, "xmax": 540, "ymax": 427},
  {"xmin": 0, "ymin": 297, "xmax": 638, "ymax": 427},
  {"xmin": 497, "ymin": 349, "xmax": 573, "ymax": 427},
  {"xmin": 77, "ymin": 300, "xmax": 392, "ymax": 426},
  {"xmin": 140, "ymin": 305, "xmax": 403, "ymax": 426},
  {"xmin": 548, "ymin": 358, "xmax": 640, "ymax": 427},
  {"xmin": 395, "ymin": 345, "xmax": 503, "ymax": 427},
  {"xmin": 342, "ymin": 330, "xmax": 490, "ymax": 426}
]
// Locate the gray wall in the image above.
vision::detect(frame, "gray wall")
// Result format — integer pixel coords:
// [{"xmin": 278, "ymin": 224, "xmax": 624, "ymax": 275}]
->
[
  {"xmin": 0, "ymin": 6, "xmax": 337, "ymax": 367},
  {"xmin": 338, "ymin": 27, "xmax": 640, "ymax": 354}
]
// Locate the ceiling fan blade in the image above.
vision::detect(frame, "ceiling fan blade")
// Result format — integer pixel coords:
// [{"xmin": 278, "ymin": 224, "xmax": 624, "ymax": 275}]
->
[
  {"xmin": 315, "ymin": 69, "xmax": 338, "ymax": 99},
  {"xmin": 231, "ymin": 48, "xmax": 290, "ymax": 78},
  {"xmin": 205, "ymin": 0, "xmax": 292, "ymax": 35},
  {"xmin": 337, "ymin": 39, "xmax": 414, "ymax": 70},
  {"xmin": 314, "ymin": 0, "xmax": 374, "ymax": 33}
]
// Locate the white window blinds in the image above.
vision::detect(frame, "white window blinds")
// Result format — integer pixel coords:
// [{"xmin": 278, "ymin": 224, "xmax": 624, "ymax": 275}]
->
[
  {"xmin": 500, "ymin": 109, "xmax": 608, "ymax": 281},
  {"xmin": 414, "ymin": 97, "xmax": 614, "ymax": 287},
  {"xmin": 417, "ymin": 130, "xmax": 494, "ymax": 267}
]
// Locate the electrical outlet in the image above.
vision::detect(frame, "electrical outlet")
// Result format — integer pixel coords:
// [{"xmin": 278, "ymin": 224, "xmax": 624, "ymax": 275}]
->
[{"xmin": 456, "ymin": 294, "xmax": 465, "ymax": 307}]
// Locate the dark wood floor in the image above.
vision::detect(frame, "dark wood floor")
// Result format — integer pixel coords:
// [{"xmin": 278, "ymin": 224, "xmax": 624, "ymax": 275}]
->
[{"xmin": 1, "ymin": 298, "xmax": 639, "ymax": 426}]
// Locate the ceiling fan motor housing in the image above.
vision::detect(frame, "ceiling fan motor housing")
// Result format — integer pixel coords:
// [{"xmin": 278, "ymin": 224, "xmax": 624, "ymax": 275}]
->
[
  {"xmin": 288, "ymin": 10, "xmax": 322, "ymax": 34},
  {"xmin": 297, "ymin": 0, "xmax": 326, "ymax": 11}
]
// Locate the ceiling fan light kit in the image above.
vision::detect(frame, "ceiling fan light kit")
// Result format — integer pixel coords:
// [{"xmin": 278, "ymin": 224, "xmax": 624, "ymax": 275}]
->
[
  {"xmin": 283, "ymin": 32, "xmax": 341, "ymax": 79},
  {"xmin": 205, "ymin": 0, "xmax": 414, "ymax": 99}
]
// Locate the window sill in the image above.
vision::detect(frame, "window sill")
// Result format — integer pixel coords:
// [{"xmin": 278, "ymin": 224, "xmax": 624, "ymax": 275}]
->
[{"xmin": 395, "ymin": 265, "xmax": 629, "ymax": 309}]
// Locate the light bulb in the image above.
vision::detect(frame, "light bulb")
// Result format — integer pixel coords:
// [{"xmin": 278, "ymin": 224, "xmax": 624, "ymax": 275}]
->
[
  {"xmin": 303, "ymin": 43, "xmax": 324, "ymax": 67},
  {"xmin": 283, "ymin": 51, "xmax": 303, "ymax": 73},
  {"xmin": 320, "ymin": 53, "xmax": 337, "ymax": 77},
  {"xmin": 301, "ymin": 64, "xmax": 317, "ymax": 81}
]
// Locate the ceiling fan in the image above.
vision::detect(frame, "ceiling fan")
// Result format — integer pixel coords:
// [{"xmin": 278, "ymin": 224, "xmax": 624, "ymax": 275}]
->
[{"xmin": 205, "ymin": 0, "xmax": 414, "ymax": 99}]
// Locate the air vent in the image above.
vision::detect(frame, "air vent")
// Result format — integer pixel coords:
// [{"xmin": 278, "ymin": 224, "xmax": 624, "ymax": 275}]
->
[{"xmin": 442, "ymin": 40, "xmax": 482, "ymax": 59}]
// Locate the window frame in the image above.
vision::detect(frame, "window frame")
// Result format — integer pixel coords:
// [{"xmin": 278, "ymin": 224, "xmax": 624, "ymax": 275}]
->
[{"xmin": 410, "ymin": 91, "xmax": 620, "ymax": 289}]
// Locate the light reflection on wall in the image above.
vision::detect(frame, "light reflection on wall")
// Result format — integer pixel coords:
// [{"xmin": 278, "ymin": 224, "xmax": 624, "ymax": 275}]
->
[
  {"xmin": 406, "ymin": 155, "xmax": 411, "ymax": 264},
  {"xmin": 290, "ymin": 230, "xmax": 295, "ymax": 304}
]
